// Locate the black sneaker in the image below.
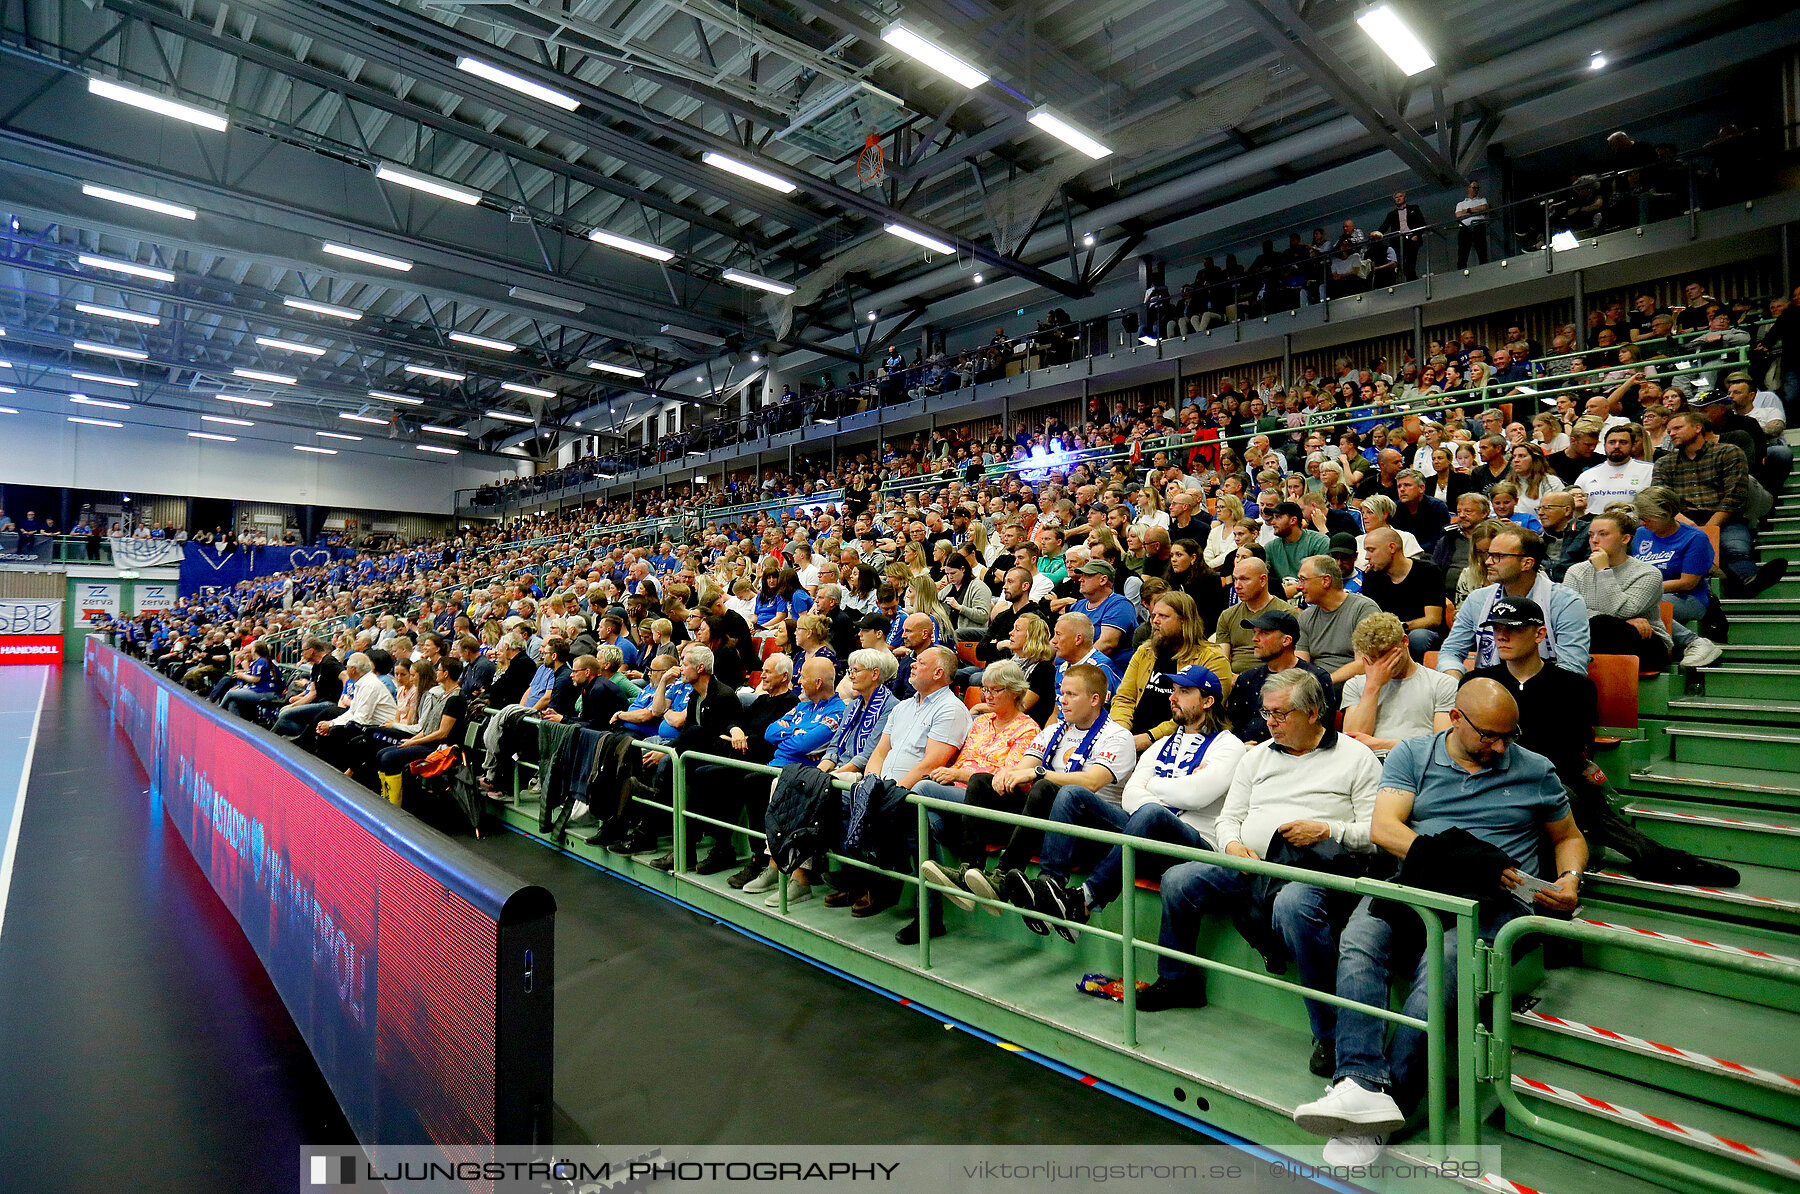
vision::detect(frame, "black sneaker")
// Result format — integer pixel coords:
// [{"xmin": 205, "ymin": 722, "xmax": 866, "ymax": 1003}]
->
[
  {"xmin": 647, "ymin": 852, "xmax": 675, "ymax": 872},
  {"xmin": 1310, "ymin": 1039, "xmax": 1335, "ymax": 1078},
  {"xmin": 1033, "ymin": 878, "xmax": 1084, "ymax": 943},
  {"xmin": 1656, "ymin": 854, "xmax": 1741, "ymax": 888},
  {"xmin": 696, "ymin": 844, "xmax": 741, "ymax": 876},
  {"xmin": 1135, "ymin": 977, "xmax": 1208, "ymax": 1012},
  {"xmin": 610, "ymin": 829, "xmax": 659, "ymax": 855},
  {"xmin": 895, "ymin": 915, "xmax": 946, "ymax": 945},
  {"xmin": 1744, "ymin": 558, "xmax": 1790, "ymax": 598},
  {"xmin": 727, "ymin": 857, "xmax": 768, "ymax": 889},
  {"xmin": 1004, "ymin": 869, "xmax": 1049, "ymax": 935}
]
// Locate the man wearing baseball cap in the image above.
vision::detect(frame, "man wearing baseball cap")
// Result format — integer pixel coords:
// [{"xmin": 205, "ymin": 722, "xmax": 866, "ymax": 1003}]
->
[
  {"xmin": 1226, "ymin": 608, "xmax": 1339, "ymax": 743},
  {"xmin": 1070, "ymin": 559, "xmax": 1138, "ymax": 677},
  {"xmin": 1021, "ymin": 664, "xmax": 1248, "ymax": 942},
  {"xmin": 1265, "ymin": 501, "xmax": 1331, "ymax": 594}
]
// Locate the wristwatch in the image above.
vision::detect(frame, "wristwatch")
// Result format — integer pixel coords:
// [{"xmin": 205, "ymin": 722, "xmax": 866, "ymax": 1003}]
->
[{"xmin": 1034, "ymin": 764, "xmax": 1048, "ymax": 781}]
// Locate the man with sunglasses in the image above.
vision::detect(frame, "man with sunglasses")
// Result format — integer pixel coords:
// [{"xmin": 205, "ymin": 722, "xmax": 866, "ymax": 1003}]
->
[
  {"xmin": 1293, "ymin": 676, "xmax": 1586, "ymax": 1166},
  {"xmin": 1435, "ymin": 526, "xmax": 1590, "ymax": 678}
]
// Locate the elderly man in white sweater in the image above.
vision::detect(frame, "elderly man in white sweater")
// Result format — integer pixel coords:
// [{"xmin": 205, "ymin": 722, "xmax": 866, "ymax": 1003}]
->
[
  {"xmin": 1133, "ymin": 668, "xmax": 1381, "ymax": 1082},
  {"xmin": 312, "ymin": 653, "xmax": 397, "ymax": 752}
]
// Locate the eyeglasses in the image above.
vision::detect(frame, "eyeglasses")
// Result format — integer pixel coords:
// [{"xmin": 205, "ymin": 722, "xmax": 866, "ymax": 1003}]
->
[
  {"xmin": 1459, "ymin": 714, "xmax": 1520, "ymax": 745},
  {"xmin": 1482, "ymin": 550, "xmax": 1525, "ymax": 561},
  {"xmin": 1261, "ymin": 706, "xmax": 1295, "ymax": 723}
]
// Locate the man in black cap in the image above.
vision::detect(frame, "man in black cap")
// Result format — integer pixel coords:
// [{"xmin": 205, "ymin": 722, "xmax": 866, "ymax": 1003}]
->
[
  {"xmin": 1266, "ymin": 501, "xmax": 1332, "ymax": 597},
  {"xmin": 1468, "ymin": 596, "xmax": 1738, "ymax": 886},
  {"xmin": 1328, "ymin": 533, "xmax": 1364, "ymax": 593},
  {"xmin": 1225, "ymin": 608, "xmax": 1339, "ymax": 744}
]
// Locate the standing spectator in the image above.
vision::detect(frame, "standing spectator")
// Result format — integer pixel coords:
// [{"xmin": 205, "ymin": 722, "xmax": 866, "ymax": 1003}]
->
[
  {"xmin": 1454, "ymin": 181, "xmax": 1490, "ymax": 267},
  {"xmin": 1377, "ymin": 190, "xmax": 1426, "ymax": 280}
]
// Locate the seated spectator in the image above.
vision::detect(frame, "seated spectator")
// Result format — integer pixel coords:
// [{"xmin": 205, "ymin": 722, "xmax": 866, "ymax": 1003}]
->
[
  {"xmin": 272, "ymin": 638, "xmax": 345, "ymax": 738},
  {"xmin": 1725, "ymin": 371, "xmax": 1792, "ymax": 493},
  {"xmin": 1354, "ymin": 495, "xmax": 1421, "ymax": 569},
  {"xmin": 1430, "ymin": 493, "xmax": 1492, "ymax": 597},
  {"xmin": 220, "ymin": 641, "xmax": 284, "ymax": 721},
  {"xmin": 313, "ymin": 653, "xmax": 397, "ymax": 759},
  {"xmin": 1360, "ymin": 529, "xmax": 1445, "ymax": 659},
  {"xmin": 1488, "ymin": 483, "xmax": 1542, "ymax": 532},
  {"xmin": 1051, "ymin": 612, "xmax": 1120, "ymax": 694},
  {"xmin": 372, "ymin": 658, "xmax": 468, "ymax": 799},
  {"xmin": 938, "ymin": 552, "xmax": 993, "ymax": 639},
  {"xmin": 1652, "ymin": 410, "xmax": 1786, "ymax": 596},
  {"xmin": 1225, "ymin": 609, "xmax": 1339, "ymax": 744},
  {"xmin": 1295, "ymin": 556, "xmax": 1382, "ymax": 689},
  {"xmin": 1388, "ymin": 471, "xmax": 1452, "ymax": 552},
  {"xmin": 1294, "ymin": 678, "xmax": 1584, "ymax": 1166},
  {"xmin": 1631, "ymin": 485, "xmax": 1726, "ymax": 658},
  {"xmin": 1214, "ymin": 558, "xmax": 1296, "ymax": 675},
  {"xmin": 1564, "ymin": 509, "xmax": 1698, "ymax": 671},
  {"xmin": 1022, "ymin": 665, "xmax": 1246, "ymax": 939},
  {"xmin": 1135, "ymin": 669, "xmax": 1380, "ymax": 1089},
  {"xmin": 1438, "ymin": 527, "xmax": 1591, "ymax": 678},
  {"xmin": 1266, "ymin": 502, "xmax": 1332, "ymax": 597},
  {"xmin": 1111, "ymin": 592, "xmax": 1236, "ymax": 752},
  {"xmin": 1574, "ymin": 425, "xmax": 1656, "ymax": 509},
  {"xmin": 1340, "ymin": 613, "xmax": 1456, "ymax": 756}
]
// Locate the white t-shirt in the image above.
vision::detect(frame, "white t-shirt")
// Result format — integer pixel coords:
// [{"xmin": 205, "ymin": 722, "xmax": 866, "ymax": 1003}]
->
[
  {"xmin": 1574, "ymin": 458, "xmax": 1655, "ymax": 510},
  {"xmin": 1747, "ymin": 391, "xmax": 1785, "ymax": 433},
  {"xmin": 1028, "ymin": 716, "xmax": 1138, "ymax": 804},
  {"xmin": 1455, "ymin": 196, "xmax": 1490, "ymax": 226},
  {"xmin": 1340, "ymin": 666, "xmax": 1458, "ymax": 757}
]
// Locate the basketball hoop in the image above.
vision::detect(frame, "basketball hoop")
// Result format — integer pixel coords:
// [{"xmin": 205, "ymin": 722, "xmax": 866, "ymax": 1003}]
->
[{"xmin": 856, "ymin": 132, "xmax": 885, "ymax": 183}]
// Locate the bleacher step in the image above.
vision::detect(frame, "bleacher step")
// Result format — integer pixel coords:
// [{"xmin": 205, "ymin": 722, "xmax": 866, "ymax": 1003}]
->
[
  {"xmin": 1714, "ymin": 644, "xmax": 1800, "ymax": 667},
  {"xmin": 1715, "ymin": 616, "xmax": 1800, "ymax": 646},
  {"xmin": 1662, "ymin": 724, "xmax": 1800, "ymax": 771},
  {"xmin": 1664, "ymin": 695, "xmax": 1800, "ymax": 728},
  {"xmin": 1695, "ymin": 667, "xmax": 1800, "ymax": 704},
  {"xmin": 1622, "ymin": 798, "xmax": 1800, "ymax": 868},
  {"xmin": 1572, "ymin": 911, "xmax": 1800, "ymax": 1010},
  {"xmin": 1584, "ymin": 861, "xmax": 1800, "ymax": 930},
  {"xmin": 1512, "ymin": 967, "xmax": 1800, "ymax": 1115},
  {"xmin": 1509, "ymin": 1058, "xmax": 1800, "ymax": 1189},
  {"xmin": 1721, "ymin": 598, "xmax": 1800, "ymax": 617}
]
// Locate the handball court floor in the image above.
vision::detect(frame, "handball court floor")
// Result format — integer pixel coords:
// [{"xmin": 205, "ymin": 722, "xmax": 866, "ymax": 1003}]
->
[{"xmin": 0, "ymin": 669, "xmax": 1256, "ymax": 1193}]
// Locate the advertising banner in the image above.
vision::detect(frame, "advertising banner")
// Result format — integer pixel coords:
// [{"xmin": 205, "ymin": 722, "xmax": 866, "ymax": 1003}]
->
[
  {"xmin": 108, "ymin": 537, "xmax": 186, "ymax": 568},
  {"xmin": 76, "ymin": 582, "xmax": 120, "ymax": 626},
  {"xmin": 134, "ymin": 582, "xmax": 176, "ymax": 612},
  {"xmin": 0, "ymin": 600, "xmax": 64, "ymax": 665}
]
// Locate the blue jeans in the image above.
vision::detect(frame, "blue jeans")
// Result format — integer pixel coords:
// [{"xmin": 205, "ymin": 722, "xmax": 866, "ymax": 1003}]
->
[
  {"xmin": 911, "ymin": 779, "xmax": 967, "ymax": 844},
  {"xmin": 222, "ymin": 688, "xmax": 282, "ymax": 720},
  {"xmin": 1718, "ymin": 519, "xmax": 1756, "ymax": 586},
  {"xmin": 1083, "ymin": 804, "xmax": 1209, "ymax": 909},
  {"xmin": 1333, "ymin": 897, "xmax": 1521, "ymax": 1094},
  {"xmin": 1157, "ymin": 863, "xmax": 1341, "ymax": 1044},
  {"xmin": 273, "ymin": 701, "xmax": 338, "ymax": 738},
  {"xmin": 953, "ymin": 664, "xmax": 985, "ymax": 691},
  {"xmin": 1406, "ymin": 627, "xmax": 1443, "ymax": 661},
  {"xmin": 1038, "ymin": 786, "xmax": 1132, "ymax": 882},
  {"xmin": 1664, "ymin": 590, "xmax": 1705, "ymax": 650}
]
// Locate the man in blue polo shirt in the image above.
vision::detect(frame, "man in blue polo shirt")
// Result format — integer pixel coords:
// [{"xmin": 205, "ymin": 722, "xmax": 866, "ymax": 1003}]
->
[{"xmin": 1070, "ymin": 560, "xmax": 1137, "ymax": 677}]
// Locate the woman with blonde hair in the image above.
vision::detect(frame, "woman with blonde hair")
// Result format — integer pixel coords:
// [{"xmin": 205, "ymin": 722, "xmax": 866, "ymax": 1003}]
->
[
  {"xmin": 1000, "ymin": 611, "xmax": 1058, "ymax": 723},
  {"xmin": 905, "ymin": 573, "xmax": 956, "ymax": 643},
  {"xmin": 1456, "ymin": 519, "xmax": 1504, "ymax": 604},
  {"xmin": 1202, "ymin": 494, "xmax": 1247, "ymax": 570},
  {"xmin": 1356, "ymin": 494, "xmax": 1421, "ymax": 569},
  {"xmin": 1136, "ymin": 485, "xmax": 1170, "ymax": 531}
]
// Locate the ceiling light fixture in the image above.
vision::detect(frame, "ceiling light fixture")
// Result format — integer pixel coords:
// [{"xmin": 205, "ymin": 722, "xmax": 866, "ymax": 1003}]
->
[
  {"xmin": 69, "ymin": 416, "xmax": 123, "ymax": 427},
  {"xmin": 422, "ymin": 424, "xmax": 468, "ymax": 437},
  {"xmin": 233, "ymin": 367, "xmax": 296, "ymax": 384},
  {"xmin": 485, "ymin": 409, "xmax": 534, "ymax": 424},
  {"xmin": 454, "ymin": 56, "xmax": 580, "ymax": 112},
  {"xmin": 1356, "ymin": 4, "xmax": 1436, "ymax": 76},
  {"xmin": 339, "ymin": 412, "xmax": 388, "ymax": 425},
  {"xmin": 203, "ymin": 415, "xmax": 254, "ymax": 426},
  {"xmin": 1026, "ymin": 108, "xmax": 1112, "ymax": 159},
  {"xmin": 188, "ymin": 431, "xmax": 236, "ymax": 442},
  {"xmin": 0, "ymin": 406, "xmax": 16, "ymax": 414},
  {"xmin": 77, "ymin": 254, "xmax": 175, "ymax": 282},
  {"xmin": 293, "ymin": 444, "xmax": 337, "ymax": 454},
  {"xmin": 721, "ymin": 269, "xmax": 796, "ymax": 296},
  {"xmin": 368, "ymin": 389, "xmax": 424, "ymax": 405},
  {"xmin": 405, "ymin": 363, "xmax": 466, "ymax": 381},
  {"xmin": 284, "ymin": 297, "xmax": 362, "ymax": 320},
  {"xmin": 374, "ymin": 162, "xmax": 481, "ymax": 206},
  {"xmin": 588, "ymin": 228, "xmax": 676, "ymax": 262},
  {"xmin": 507, "ymin": 287, "xmax": 584, "ymax": 314},
  {"xmin": 416, "ymin": 443, "xmax": 460, "ymax": 455},
  {"xmin": 321, "ymin": 242, "xmax": 413, "ymax": 271},
  {"xmin": 500, "ymin": 382, "xmax": 555, "ymax": 399},
  {"xmin": 69, "ymin": 371, "xmax": 140, "ymax": 386},
  {"xmin": 879, "ymin": 24, "xmax": 989, "ymax": 89},
  {"xmin": 884, "ymin": 223, "xmax": 954, "ymax": 254},
  {"xmin": 75, "ymin": 303, "xmax": 159, "ymax": 326},
  {"xmin": 588, "ymin": 360, "xmax": 646, "ymax": 378},
  {"xmin": 218, "ymin": 394, "xmax": 273, "ymax": 407},
  {"xmin": 972, "ymin": 273, "xmax": 984, "ymax": 284},
  {"xmin": 70, "ymin": 395, "xmax": 130, "ymax": 409},
  {"xmin": 701, "ymin": 151, "xmax": 798, "ymax": 194},
  {"xmin": 81, "ymin": 183, "xmax": 197, "ymax": 220},
  {"xmin": 317, "ymin": 430, "xmax": 362, "ymax": 441},
  {"xmin": 255, "ymin": 336, "xmax": 327, "ymax": 356},
  {"xmin": 449, "ymin": 331, "xmax": 518, "ymax": 352},
  {"xmin": 1589, "ymin": 50, "xmax": 1607, "ymax": 70},
  {"xmin": 73, "ymin": 340, "xmax": 148, "ymax": 360},
  {"xmin": 88, "ymin": 77, "xmax": 228, "ymax": 131}
]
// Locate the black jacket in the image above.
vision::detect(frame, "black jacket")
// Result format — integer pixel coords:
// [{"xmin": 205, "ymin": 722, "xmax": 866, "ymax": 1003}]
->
[
  {"xmin": 764, "ymin": 763, "xmax": 841, "ymax": 873},
  {"xmin": 489, "ymin": 654, "xmax": 535, "ymax": 708}
]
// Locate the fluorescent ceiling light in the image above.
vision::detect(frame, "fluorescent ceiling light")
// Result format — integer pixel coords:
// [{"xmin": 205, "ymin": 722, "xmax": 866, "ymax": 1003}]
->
[
  {"xmin": 317, "ymin": 430, "xmax": 362, "ymax": 441},
  {"xmin": 416, "ymin": 443, "xmax": 460, "ymax": 455},
  {"xmin": 73, "ymin": 340, "xmax": 148, "ymax": 360},
  {"xmin": 77, "ymin": 254, "xmax": 175, "ymax": 283},
  {"xmin": 69, "ymin": 416, "xmax": 122, "ymax": 427},
  {"xmin": 884, "ymin": 223, "xmax": 954, "ymax": 255},
  {"xmin": 339, "ymin": 412, "xmax": 388, "ymax": 425},
  {"xmin": 188, "ymin": 431, "xmax": 236, "ymax": 442},
  {"xmin": 1589, "ymin": 50, "xmax": 1607, "ymax": 70},
  {"xmin": 255, "ymin": 336, "xmax": 327, "ymax": 356},
  {"xmin": 374, "ymin": 162, "xmax": 481, "ymax": 206},
  {"xmin": 368, "ymin": 389, "xmax": 424, "ymax": 406},
  {"xmin": 1026, "ymin": 108, "xmax": 1112, "ymax": 159},
  {"xmin": 500, "ymin": 382, "xmax": 555, "ymax": 399},
  {"xmin": 202, "ymin": 415, "xmax": 253, "ymax": 426},
  {"xmin": 660, "ymin": 323, "xmax": 725, "ymax": 347},
  {"xmin": 1356, "ymin": 4, "xmax": 1435, "ymax": 76},
  {"xmin": 701, "ymin": 151, "xmax": 798, "ymax": 194},
  {"xmin": 233, "ymin": 367, "xmax": 296, "ymax": 384},
  {"xmin": 70, "ymin": 395, "xmax": 130, "ymax": 409},
  {"xmin": 88, "ymin": 77, "xmax": 228, "ymax": 131},
  {"xmin": 507, "ymin": 286, "xmax": 584, "ymax": 314},
  {"xmin": 588, "ymin": 360, "xmax": 646, "ymax": 378},
  {"xmin": 82, "ymin": 183, "xmax": 197, "ymax": 220},
  {"xmin": 284, "ymin": 297, "xmax": 362, "ymax": 320},
  {"xmin": 70, "ymin": 371, "xmax": 140, "ymax": 387},
  {"xmin": 405, "ymin": 363, "xmax": 466, "ymax": 381},
  {"xmin": 588, "ymin": 228, "xmax": 675, "ymax": 262},
  {"xmin": 880, "ymin": 24, "xmax": 989, "ymax": 89},
  {"xmin": 218, "ymin": 394, "xmax": 273, "ymax": 407},
  {"xmin": 721, "ymin": 269, "xmax": 796, "ymax": 296},
  {"xmin": 449, "ymin": 331, "xmax": 517, "ymax": 352},
  {"xmin": 76, "ymin": 303, "xmax": 159, "ymax": 326},
  {"xmin": 322, "ymin": 242, "xmax": 413, "ymax": 271},
  {"xmin": 293, "ymin": 445, "xmax": 337, "ymax": 454},
  {"xmin": 0, "ymin": 407, "xmax": 15, "ymax": 414},
  {"xmin": 0, "ymin": 387, "xmax": 14, "ymax": 394},
  {"xmin": 454, "ymin": 56, "xmax": 580, "ymax": 112},
  {"xmin": 1550, "ymin": 230, "xmax": 1580, "ymax": 252},
  {"xmin": 485, "ymin": 409, "xmax": 534, "ymax": 424},
  {"xmin": 422, "ymin": 424, "xmax": 468, "ymax": 437}
]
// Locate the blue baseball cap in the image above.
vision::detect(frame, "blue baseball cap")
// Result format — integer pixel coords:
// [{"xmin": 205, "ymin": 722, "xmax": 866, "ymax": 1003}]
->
[{"xmin": 1165, "ymin": 664, "xmax": 1224, "ymax": 698}]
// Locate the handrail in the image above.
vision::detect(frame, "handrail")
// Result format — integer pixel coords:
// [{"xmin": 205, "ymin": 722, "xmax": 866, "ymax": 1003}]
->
[{"xmin": 1487, "ymin": 915, "xmax": 1800, "ymax": 1194}]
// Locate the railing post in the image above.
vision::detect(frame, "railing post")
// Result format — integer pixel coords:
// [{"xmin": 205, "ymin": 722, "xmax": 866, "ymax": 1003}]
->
[
  {"xmin": 1456, "ymin": 909, "xmax": 1479, "ymax": 1148},
  {"xmin": 1120, "ymin": 844, "xmax": 1137, "ymax": 1049},
  {"xmin": 916, "ymin": 801, "xmax": 932, "ymax": 970},
  {"xmin": 671, "ymin": 747, "xmax": 689, "ymax": 873},
  {"xmin": 1423, "ymin": 911, "xmax": 1448, "ymax": 1155}
]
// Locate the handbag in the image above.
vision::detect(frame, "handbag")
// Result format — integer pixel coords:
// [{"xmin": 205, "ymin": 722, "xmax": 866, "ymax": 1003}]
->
[{"xmin": 409, "ymin": 745, "xmax": 460, "ymax": 779}]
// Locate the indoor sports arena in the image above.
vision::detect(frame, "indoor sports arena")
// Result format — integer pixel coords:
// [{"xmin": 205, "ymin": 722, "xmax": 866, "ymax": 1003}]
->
[{"xmin": 2, "ymin": 1, "xmax": 1799, "ymax": 1191}]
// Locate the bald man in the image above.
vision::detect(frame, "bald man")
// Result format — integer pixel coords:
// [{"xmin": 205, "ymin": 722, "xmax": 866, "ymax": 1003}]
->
[{"xmin": 1295, "ymin": 677, "xmax": 1586, "ymax": 1166}]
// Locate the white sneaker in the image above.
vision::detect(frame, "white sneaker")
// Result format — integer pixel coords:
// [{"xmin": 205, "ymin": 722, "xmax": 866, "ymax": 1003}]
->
[
  {"xmin": 1293, "ymin": 1078, "xmax": 1406, "ymax": 1137},
  {"xmin": 1681, "ymin": 636, "xmax": 1723, "ymax": 668},
  {"xmin": 1322, "ymin": 1134, "xmax": 1386, "ymax": 1166},
  {"xmin": 741, "ymin": 864, "xmax": 779, "ymax": 894},
  {"xmin": 765, "ymin": 880, "xmax": 811, "ymax": 908},
  {"xmin": 567, "ymin": 800, "xmax": 596, "ymax": 826}
]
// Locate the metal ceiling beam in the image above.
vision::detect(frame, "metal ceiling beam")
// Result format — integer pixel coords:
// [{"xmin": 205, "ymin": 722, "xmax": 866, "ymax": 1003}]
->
[{"xmin": 1216, "ymin": 0, "xmax": 1461, "ymax": 187}]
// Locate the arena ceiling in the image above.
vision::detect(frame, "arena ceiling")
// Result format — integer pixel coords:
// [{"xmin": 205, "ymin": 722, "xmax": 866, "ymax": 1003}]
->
[{"xmin": 0, "ymin": 0, "xmax": 1783, "ymax": 462}]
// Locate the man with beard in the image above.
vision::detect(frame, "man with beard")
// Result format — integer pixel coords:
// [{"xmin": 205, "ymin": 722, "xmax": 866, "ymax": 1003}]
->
[
  {"xmin": 1225, "ymin": 610, "xmax": 1339, "ymax": 745},
  {"xmin": 1110, "ymin": 591, "xmax": 1235, "ymax": 753}
]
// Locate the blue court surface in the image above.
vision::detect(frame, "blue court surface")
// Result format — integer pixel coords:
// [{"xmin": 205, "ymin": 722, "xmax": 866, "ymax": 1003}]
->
[{"xmin": 0, "ymin": 665, "xmax": 49, "ymax": 940}]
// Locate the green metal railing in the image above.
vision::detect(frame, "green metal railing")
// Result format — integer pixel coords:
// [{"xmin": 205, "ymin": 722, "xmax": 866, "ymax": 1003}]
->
[{"xmin": 1485, "ymin": 915, "xmax": 1800, "ymax": 1194}]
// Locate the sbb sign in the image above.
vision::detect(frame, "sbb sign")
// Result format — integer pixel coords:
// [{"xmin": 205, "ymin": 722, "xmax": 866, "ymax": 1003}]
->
[{"xmin": 0, "ymin": 599, "xmax": 63, "ymax": 665}]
